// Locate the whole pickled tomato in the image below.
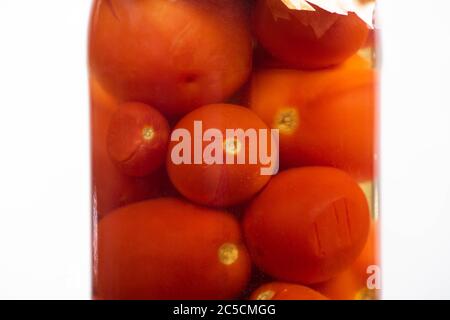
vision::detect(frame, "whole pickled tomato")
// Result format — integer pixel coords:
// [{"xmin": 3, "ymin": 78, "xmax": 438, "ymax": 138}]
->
[
  {"xmin": 107, "ymin": 102, "xmax": 170, "ymax": 177},
  {"xmin": 243, "ymin": 167, "xmax": 371, "ymax": 284},
  {"xmin": 249, "ymin": 56, "xmax": 376, "ymax": 181},
  {"xmin": 90, "ymin": 78, "xmax": 170, "ymax": 218},
  {"xmin": 89, "ymin": 0, "xmax": 253, "ymax": 118},
  {"xmin": 167, "ymin": 104, "xmax": 276, "ymax": 208},
  {"xmin": 253, "ymin": 0, "xmax": 369, "ymax": 69},
  {"xmin": 96, "ymin": 198, "xmax": 251, "ymax": 300}
]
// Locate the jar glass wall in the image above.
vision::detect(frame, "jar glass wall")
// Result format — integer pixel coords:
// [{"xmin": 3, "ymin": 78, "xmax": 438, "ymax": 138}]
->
[{"xmin": 89, "ymin": 0, "xmax": 380, "ymax": 300}]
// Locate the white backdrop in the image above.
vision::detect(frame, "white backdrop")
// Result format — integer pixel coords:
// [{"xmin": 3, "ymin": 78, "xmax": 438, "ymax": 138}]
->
[
  {"xmin": 379, "ymin": 0, "xmax": 450, "ymax": 299},
  {"xmin": 0, "ymin": 0, "xmax": 449, "ymax": 300}
]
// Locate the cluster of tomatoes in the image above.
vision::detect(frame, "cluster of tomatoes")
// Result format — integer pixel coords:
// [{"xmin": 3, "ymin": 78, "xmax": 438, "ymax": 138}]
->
[{"xmin": 89, "ymin": 0, "xmax": 378, "ymax": 300}]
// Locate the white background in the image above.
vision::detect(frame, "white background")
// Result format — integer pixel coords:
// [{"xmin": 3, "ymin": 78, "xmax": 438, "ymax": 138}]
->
[{"xmin": 0, "ymin": 0, "xmax": 449, "ymax": 300}]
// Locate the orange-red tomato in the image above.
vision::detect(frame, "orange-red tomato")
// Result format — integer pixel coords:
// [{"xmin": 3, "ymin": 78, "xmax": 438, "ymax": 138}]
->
[
  {"xmin": 243, "ymin": 167, "xmax": 371, "ymax": 284},
  {"xmin": 249, "ymin": 56, "xmax": 376, "ymax": 180},
  {"xmin": 312, "ymin": 269, "xmax": 362, "ymax": 300},
  {"xmin": 250, "ymin": 282, "xmax": 327, "ymax": 300},
  {"xmin": 90, "ymin": 78, "xmax": 169, "ymax": 217},
  {"xmin": 353, "ymin": 220, "xmax": 380, "ymax": 284},
  {"xmin": 107, "ymin": 102, "xmax": 170, "ymax": 177},
  {"xmin": 252, "ymin": 0, "xmax": 369, "ymax": 69},
  {"xmin": 96, "ymin": 198, "xmax": 251, "ymax": 300},
  {"xmin": 167, "ymin": 104, "xmax": 274, "ymax": 207},
  {"xmin": 89, "ymin": 0, "xmax": 252, "ymax": 118},
  {"xmin": 312, "ymin": 268, "xmax": 379, "ymax": 300},
  {"xmin": 313, "ymin": 221, "xmax": 380, "ymax": 300}
]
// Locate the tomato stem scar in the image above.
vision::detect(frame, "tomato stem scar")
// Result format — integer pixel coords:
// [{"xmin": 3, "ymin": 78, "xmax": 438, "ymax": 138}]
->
[
  {"xmin": 256, "ymin": 290, "xmax": 275, "ymax": 300},
  {"xmin": 218, "ymin": 243, "xmax": 239, "ymax": 266},
  {"xmin": 274, "ymin": 108, "xmax": 299, "ymax": 134},
  {"xmin": 223, "ymin": 138, "xmax": 242, "ymax": 155},
  {"xmin": 142, "ymin": 126, "xmax": 155, "ymax": 141}
]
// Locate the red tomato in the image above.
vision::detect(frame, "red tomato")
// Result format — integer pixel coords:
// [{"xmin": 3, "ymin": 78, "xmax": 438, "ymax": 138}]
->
[
  {"xmin": 96, "ymin": 198, "xmax": 251, "ymax": 300},
  {"xmin": 249, "ymin": 56, "xmax": 376, "ymax": 180},
  {"xmin": 353, "ymin": 220, "xmax": 380, "ymax": 284},
  {"xmin": 252, "ymin": 0, "xmax": 369, "ymax": 69},
  {"xmin": 167, "ymin": 104, "xmax": 275, "ymax": 207},
  {"xmin": 313, "ymin": 221, "xmax": 380, "ymax": 300},
  {"xmin": 89, "ymin": 0, "xmax": 252, "ymax": 118},
  {"xmin": 312, "ymin": 269, "xmax": 362, "ymax": 300},
  {"xmin": 250, "ymin": 282, "xmax": 327, "ymax": 300},
  {"xmin": 243, "ymin": 167, "xmax": 371, "ymax": 284},
  {"xmin": 90, "ymin": 78, "xmax": 170, "ymax": 217},
  {"xmin": 312, "ymin": 268, "xmax": 379, "ymax": 300},
  {"xmin": 107, "ymin": 102, "xmax": 170, "ymax": 177}
]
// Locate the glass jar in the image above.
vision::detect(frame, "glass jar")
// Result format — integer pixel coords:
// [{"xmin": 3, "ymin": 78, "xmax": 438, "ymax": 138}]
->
[{"xmin": 89, "ymin": 0, "xmax": 380, "ymax": 300}]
